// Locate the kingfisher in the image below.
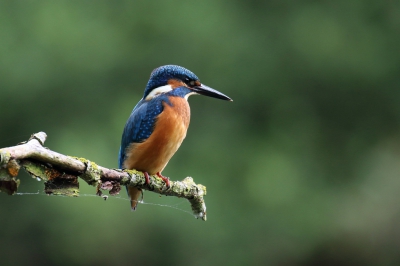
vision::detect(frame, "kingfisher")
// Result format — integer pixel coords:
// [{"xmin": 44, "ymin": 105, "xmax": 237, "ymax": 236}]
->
[{"xmin": 119, "ymin": 65, "xmax": 232, "ymax": 210}]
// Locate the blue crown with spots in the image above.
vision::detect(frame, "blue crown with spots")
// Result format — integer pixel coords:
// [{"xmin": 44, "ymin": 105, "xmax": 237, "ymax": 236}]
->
[{"xmin": 143, "ymin": 65, "xmax": 199, "ymax": 98}]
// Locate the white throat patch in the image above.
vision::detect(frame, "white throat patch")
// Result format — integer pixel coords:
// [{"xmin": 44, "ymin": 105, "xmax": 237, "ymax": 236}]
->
[
  {"xmin": 145, "ymin": 85, "xmax": 173, "ymax": 100},
  {"xmin": 184, "ymin": 91, "xmax": 198, "ymax": 100}
]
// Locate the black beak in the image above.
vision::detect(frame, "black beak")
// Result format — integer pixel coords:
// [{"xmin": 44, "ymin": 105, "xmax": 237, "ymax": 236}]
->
[{"xmin": 192, "ymin": 84, "xmax": 232, "ymax": 101}]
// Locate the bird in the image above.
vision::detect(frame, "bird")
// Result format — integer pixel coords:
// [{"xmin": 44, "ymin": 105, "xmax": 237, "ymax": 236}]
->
[{"xmin": 119, "ymin": 65, "xmax": 232, "ymax": 210}]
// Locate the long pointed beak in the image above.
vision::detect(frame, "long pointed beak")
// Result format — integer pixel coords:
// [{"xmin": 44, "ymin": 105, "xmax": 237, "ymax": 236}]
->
[{"xmin": 192, "ymin": 84, "xmax": 232, "ymax": 101}]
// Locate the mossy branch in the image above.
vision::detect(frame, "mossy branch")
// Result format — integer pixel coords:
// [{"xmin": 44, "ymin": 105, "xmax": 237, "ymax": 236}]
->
[{"xmin": 0, "ymin": 132, "xmax": 207, "ymax": 221}]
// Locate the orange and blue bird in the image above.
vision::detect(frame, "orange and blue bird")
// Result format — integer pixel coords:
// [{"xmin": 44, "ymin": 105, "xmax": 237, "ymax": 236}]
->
[{"xmin": 119, "ymin": 65, "xmax": 232, "ymax": 210}]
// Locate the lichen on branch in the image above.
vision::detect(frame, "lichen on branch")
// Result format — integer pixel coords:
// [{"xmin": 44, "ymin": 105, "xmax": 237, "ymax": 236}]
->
[{"xmin": 0, "ymin": 132, "xmax": 207, "ymax": 221}]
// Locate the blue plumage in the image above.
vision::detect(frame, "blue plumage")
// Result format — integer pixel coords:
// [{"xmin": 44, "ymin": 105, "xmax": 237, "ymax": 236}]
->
[
  {"xmin": 143, "ymin": 65, "xmax": 199, "ymax": 99},
  {"xmin": 119, "ymin": 97, "xmax": 165, "ymax": 169}
]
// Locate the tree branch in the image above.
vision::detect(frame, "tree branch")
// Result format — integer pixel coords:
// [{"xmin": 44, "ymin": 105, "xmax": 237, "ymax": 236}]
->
[{"xmin": 0, "ymin": 132, "xmax": 207, "ymax": 221}]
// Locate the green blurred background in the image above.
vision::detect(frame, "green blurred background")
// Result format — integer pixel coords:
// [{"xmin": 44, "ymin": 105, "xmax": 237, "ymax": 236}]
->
[{"xmin": 1, "ymin": 1, "xmax": 400, "ymax": 265}]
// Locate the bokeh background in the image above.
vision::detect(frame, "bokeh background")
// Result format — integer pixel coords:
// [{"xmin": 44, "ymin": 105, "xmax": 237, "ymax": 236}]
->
[{"xmin": 1, "ymin": 1, "xmax": 400, "ymax": 265}]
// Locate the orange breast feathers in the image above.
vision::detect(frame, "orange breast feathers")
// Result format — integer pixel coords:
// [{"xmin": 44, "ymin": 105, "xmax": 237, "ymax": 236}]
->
[{"xmin": 123, "ymin": 97, "xmax": 191, "ymax": 174}]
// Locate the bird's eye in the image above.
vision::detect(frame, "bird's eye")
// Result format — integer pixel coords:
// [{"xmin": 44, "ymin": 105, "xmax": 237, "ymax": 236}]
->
[{"xmin": 189, "ymin": 80, "xmax": 196, "ymax": 86}]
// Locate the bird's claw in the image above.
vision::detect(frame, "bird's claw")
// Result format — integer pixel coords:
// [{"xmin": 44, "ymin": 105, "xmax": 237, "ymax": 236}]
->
[
  {"xmin": 144, "ymin": 172, "xmax": 151, "ymax": 185},
  {"xmin": 157, "ymin": 172, "xmax": 170, "ymax": 188}
]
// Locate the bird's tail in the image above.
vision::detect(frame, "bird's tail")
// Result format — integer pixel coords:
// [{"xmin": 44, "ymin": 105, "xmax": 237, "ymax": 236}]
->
[{"xmin": 126, "ymin": 186, "xmax": 142, "ymax": 210}]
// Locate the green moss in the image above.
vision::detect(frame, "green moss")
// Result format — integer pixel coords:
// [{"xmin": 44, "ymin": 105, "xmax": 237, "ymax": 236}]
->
[
  {"xmin": 45, "ymin": 186, "xmax": 79, "ymax": 197},
  {"xmin": 21, "ymin": 161, "xmax": 51, "ymax": 181},
  {"xmin": 73, "ymin": 157, "xmax": 101, "ymax": 186},
  {"xmin": 0, "ymin": 150, "xmax": 11, "ymax": 165},
  {"xmin": 0, "ymin": 168, "xmax": 11, "ymax": 181},
  {"xmin": 123, "ymin": 169, "xmax": 143, "ymax": 186}
]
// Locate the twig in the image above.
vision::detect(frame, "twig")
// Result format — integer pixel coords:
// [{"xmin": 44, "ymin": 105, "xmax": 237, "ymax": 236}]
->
[{"xmin": 0, "ymin": 132, "xmax": 207, "ymax": 221}]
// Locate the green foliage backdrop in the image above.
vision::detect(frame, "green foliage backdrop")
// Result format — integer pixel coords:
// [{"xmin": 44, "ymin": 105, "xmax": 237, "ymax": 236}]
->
[{"xmin": 1, "ymin": 1, "xmax": 400, "ymax": 265}]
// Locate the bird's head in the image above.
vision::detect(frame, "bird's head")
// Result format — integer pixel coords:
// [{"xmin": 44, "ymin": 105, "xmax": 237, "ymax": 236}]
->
[{"xmin": 143, "ymin": 65, "xmax": 232, "ymax": 101}]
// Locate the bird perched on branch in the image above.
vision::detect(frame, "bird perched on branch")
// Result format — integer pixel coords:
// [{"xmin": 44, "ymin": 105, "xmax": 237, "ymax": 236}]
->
[{"xmin": 119, "ymin": 65, "xmax": 232, "ymax": 210}]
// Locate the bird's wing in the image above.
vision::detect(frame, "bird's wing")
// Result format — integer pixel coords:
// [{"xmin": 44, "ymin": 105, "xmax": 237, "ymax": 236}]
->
[{"xmin": 118, "ymin": 98, "xmax": 165, "ymax": 168}]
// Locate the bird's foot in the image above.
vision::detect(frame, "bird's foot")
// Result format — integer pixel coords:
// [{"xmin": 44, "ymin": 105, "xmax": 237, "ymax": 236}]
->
[
  {"xmin": 144, "ymin": 172, "xmax": 151, "ymax": 185},
  {"xmin": 156, "ymin": 172, "xmax": 170, "ymax": 188}
]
